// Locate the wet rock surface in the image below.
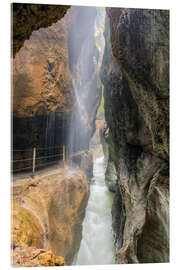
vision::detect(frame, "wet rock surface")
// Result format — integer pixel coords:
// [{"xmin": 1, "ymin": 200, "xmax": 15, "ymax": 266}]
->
[
  {"xmin": 12, "ymin": 112, "xmax": 71, "ymax": 172},
  {"xmin": 13, "ymin": 11, "xmax": 75, "ymax": 118},
  {"xmin": 101, "ymin": 8, "xmax": 169, "ymax": 263},
  {"xmin": 12, "ymin": 168, "xmax": 89, "ymax": 265},
  {"xmin": 105, "ymin": 160, "xmax": 117, "ymax": 192},
  {"xmin": 72, "ymin": 151, "xmax": 94, "ymax": 180}
]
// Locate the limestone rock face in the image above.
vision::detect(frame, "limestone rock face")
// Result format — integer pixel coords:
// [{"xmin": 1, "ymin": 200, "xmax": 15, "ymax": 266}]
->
[
  {"xmin": 101, "ymin": 8, "xmax": 169, "ymax": 263},
  {"xmin": 13, "ymin": 12, "xmax": 75, "ymax": 118},
  {"xmin": 72, "ymin": 151, "xmax": 94, "ymax": 180},
  {"xmin": 107, "ymin": 7, "xmax": 169, "ymax": 161},
  {"xmin": 12, "ymin": 169, "xmax": 89, "ymax": 265},
  {"xmin": 105, "ymin": 160, "xmax": 117, "ymax": 192}
]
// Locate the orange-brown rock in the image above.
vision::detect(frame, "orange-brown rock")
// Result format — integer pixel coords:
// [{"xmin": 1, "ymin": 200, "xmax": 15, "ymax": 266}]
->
[
  {"xmin": 12, "ymin": 202, "xmax": 44, "ymax": 248},
  {"xmin": 13, "ymin": 12, "xmax": 75, "ymax": 118},
  {"xmin": 12, "ymin": 168, "xmax": 89, "ymax": 265},
  {"xmin": 11, "ymin": 244, "xmax": 66, "ymax": 267},
  {"xmin": 38, "ymin": 250, "xmax": 66, "ymax": 266},
  {"xmin": 12, "ymin": 6, "xmax": 101, "ymax": 121}
]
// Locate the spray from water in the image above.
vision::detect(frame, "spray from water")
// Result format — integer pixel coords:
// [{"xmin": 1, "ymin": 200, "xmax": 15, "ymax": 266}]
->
[
  {"xmin": 75, "ymin": 156, "xmax": 115, "ymax": 265},
  {"xmin": 67, "ymin": 6, "xmax": 105, "ymax": 158}
]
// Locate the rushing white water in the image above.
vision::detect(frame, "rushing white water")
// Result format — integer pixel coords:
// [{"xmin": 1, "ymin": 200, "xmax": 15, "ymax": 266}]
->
[{"xmin": 75, "ymin": 156, "xmax": 115, "ymax": 265}]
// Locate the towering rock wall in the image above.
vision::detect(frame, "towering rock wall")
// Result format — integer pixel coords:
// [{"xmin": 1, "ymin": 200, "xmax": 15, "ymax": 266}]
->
[
  {"xmin": 101, "ymin": 8, "xmax": 169, "ymax": 263},
  {"xmin": 13, "ymin": 9, "xmax": 75, "ymax": 118}
]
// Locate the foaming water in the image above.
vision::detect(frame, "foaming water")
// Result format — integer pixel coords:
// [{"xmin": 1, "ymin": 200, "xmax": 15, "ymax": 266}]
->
[{"xmin": 75, "ymin": 156, "xmax": 115, "ymax": 265}]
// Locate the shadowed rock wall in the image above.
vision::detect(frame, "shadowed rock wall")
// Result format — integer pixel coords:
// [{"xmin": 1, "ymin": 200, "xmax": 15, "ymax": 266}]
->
[
  {"xmin": 101, "ymin": 8, "xmax": 169, "ymax": 263},
  {"xmin": 12, "ymin": 3, "xmax": 70, "ymax": 56}
]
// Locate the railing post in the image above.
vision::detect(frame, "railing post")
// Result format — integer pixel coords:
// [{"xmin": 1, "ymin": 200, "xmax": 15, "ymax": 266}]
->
[
  {"xmin": 62, "ymin": 145, "xmax": 65, "ymax": 168},
  {"xmin": 66, "ymin": 147, "xmax": 68, "ymax": 163},
  {"xmin": 32, "ymin": 147, "xmax": 36, "ymax": 178}
]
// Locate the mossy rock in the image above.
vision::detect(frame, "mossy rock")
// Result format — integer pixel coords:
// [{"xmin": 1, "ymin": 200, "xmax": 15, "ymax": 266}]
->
[{"xmin": 12, "ymin": 202, "xmax": 44, "ymax": 248}]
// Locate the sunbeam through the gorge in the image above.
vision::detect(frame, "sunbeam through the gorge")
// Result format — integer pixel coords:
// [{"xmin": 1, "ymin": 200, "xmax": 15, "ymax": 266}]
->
[
  {"xmin": 67, "ymin": 6, "xmax": 105, "ymax": 161},
  {"xmin": 11, "ymin": 3, "xmax": 169, "ymax": 267}
]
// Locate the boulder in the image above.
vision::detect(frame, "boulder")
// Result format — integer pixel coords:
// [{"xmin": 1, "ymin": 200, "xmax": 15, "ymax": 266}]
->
[{"xmin": 12, "ymin": 168, "xmax": 89, "ymax": 265}]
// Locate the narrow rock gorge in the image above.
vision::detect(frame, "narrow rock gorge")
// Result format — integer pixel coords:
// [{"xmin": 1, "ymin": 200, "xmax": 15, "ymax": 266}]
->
[
  {"xmin": 101, "ymin": 7, "xmax": 169, "ymax": 263},
  {"xmin": 11, "ymin": 4, "xmax": 169, "ymax": 267}
]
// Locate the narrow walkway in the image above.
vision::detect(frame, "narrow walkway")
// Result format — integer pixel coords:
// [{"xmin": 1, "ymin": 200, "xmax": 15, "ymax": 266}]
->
[{"xmin": 12, "ymin": 161, "xmax": 77, "ymax": 181}]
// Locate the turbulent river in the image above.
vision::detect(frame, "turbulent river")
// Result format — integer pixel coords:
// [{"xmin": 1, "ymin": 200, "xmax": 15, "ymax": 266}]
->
[{"xmin": 75, "ymin": 156, "xmax": 115, "ymax": 265}]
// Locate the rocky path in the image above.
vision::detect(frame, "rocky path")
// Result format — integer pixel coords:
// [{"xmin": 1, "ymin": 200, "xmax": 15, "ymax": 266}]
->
[{"xmin": 12, "ymin": 161, "xmax": 75, "ymax": 181}]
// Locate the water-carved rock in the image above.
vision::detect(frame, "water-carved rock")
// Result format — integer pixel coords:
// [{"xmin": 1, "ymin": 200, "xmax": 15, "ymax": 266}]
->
[
  {"xmin": 101, "ymin": 7, "xmax": 169, "ymax": 263},
  {"xmin": 12, "ymin": 169, "xmax": 89, "ymax": 265}
]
